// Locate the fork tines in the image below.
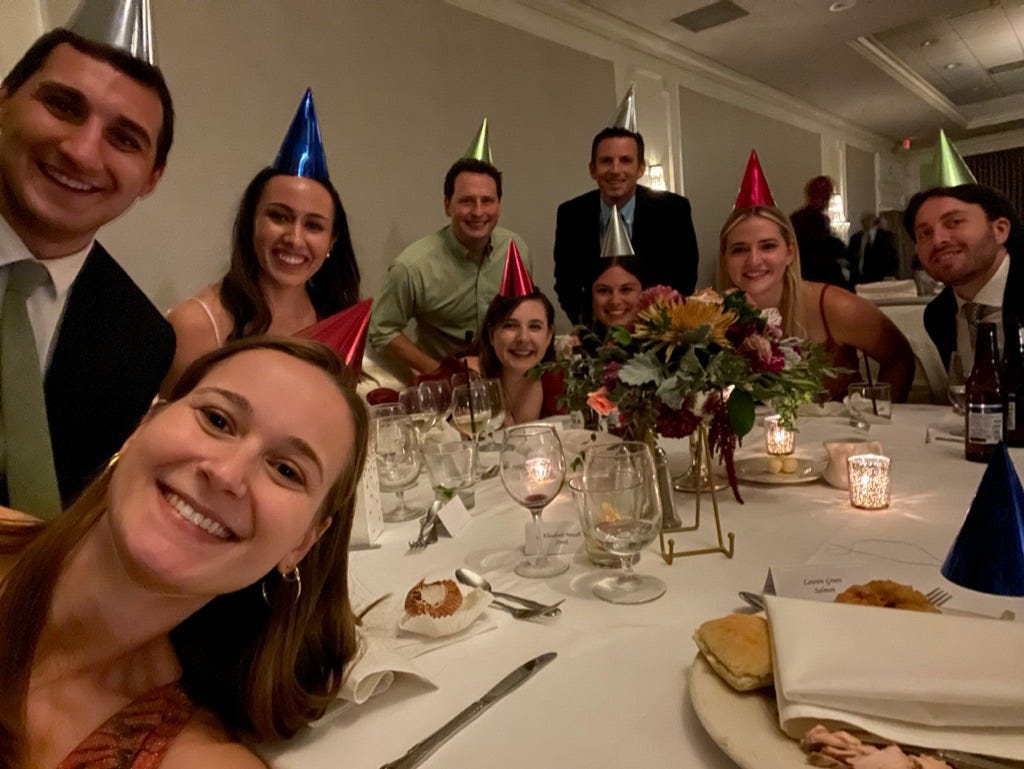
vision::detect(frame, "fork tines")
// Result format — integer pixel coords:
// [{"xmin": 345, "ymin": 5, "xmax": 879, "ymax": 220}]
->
[{"xmin": 925, "ymin": 587, "xmax": 953, "ymax": 607}]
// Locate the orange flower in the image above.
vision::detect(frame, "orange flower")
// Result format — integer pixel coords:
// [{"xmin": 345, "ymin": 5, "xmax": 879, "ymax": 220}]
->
[{"xmin": 586, "ymin": 387, "xmax": 618, "ymax": 416}]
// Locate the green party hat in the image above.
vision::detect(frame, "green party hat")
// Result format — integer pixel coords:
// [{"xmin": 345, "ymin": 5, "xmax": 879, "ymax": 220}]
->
[
  {"xmin": 923, "ymin": 129, "xmax": 977, "ymax": 189},
  {"xmin": 462, "ymin": 118, "xmax": 492, "ymax": 164}
]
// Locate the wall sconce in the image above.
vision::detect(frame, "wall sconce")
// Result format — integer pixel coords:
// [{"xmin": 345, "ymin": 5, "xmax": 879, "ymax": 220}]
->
[
  {"xmin": 647, "ymin": 164, "xmax": 667, "ymax": 191},
  {"xmin": 828, "ymin": 191, "xmax": 850, "ymax": 243}
]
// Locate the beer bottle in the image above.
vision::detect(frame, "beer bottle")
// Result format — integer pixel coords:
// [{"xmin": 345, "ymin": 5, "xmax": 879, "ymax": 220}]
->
[
  {"xmin": 1004, "ymin": 319, "xmax": 1024, "ymax": 447},
  {"xmin": 965, "ymin": 322, "xmax": 1003, "ymax": 462}
]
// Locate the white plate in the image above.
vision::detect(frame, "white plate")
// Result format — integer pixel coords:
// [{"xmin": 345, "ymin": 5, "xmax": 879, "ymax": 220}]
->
[
  {"xmin": 689, "ymin": 654, "xmax": 806, "ymax": 769},
  {"xmin": 734, "ymin": 456, "xmax": 824, "ymax": 485}
]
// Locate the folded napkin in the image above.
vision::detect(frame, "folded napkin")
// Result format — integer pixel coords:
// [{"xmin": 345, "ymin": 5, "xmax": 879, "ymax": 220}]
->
[{"xmin": 765, "ymin": 595, "xmax": 1024, "ymax": 759}]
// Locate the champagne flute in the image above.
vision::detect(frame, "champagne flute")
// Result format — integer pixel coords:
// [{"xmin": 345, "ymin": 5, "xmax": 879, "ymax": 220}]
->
[
  {"xmin": 373, "ymin": 415, "xmax": 422, "ymax": 522},
  {"xmin": 575, "ymin": 442, "xmax": 665, "ymax": 604},
  {"xmin": 947, "ymin": 351, "xmax": 967, "ymax": 415},
  {"xmin": 500, "ymin": 424, "xmax": 567, "ymax": 578}
]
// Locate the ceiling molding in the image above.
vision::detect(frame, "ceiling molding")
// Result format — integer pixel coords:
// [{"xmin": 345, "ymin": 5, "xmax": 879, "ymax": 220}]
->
[
  {"xmin": 847, "ymin": 36, "xmax": 967, "ymax": 127},
  {"xmin": 446, "ymin": 0, "xmax": 891, "ymax": 152}
]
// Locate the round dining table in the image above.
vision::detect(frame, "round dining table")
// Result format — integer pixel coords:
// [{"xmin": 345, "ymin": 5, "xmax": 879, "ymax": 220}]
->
[{"xmin": 260, "ymin": 404, "xmax": 1024, "ymax": 769}]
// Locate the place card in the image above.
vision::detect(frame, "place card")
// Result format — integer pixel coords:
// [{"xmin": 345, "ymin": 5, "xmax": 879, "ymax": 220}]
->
[
  {"xmin": 351, "ymin": 452, "xmax": 383, "ymax": 546},
  {"xmin": 763, "ymin": 564, "xmax": 872, "ymax": 601},
  {"xmin": 524, "ymin": 519, "xmax": 584, "ymax": 555},
  {"xmin": 435, "ymin": 494, "xmax": 472, "ymax": 537}
]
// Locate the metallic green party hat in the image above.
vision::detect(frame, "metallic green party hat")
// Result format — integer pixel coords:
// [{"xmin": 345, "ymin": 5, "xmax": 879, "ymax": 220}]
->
[
  {"xmin": 462, "ymin": 118, "xmax": 492, "ymax": 164},
  {"xmin": 923, "ymin": 129, "xmax": 977, "ymax": 189}
]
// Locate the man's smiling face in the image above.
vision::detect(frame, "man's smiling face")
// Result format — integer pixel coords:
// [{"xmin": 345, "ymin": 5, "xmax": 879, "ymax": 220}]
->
[{"xmin": 0, "ymin": 43, "xmax": 164, "ymax": 256}]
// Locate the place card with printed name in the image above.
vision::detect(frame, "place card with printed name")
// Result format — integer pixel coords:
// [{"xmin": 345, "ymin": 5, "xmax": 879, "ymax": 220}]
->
[
  {"xmin": 435, "ymin": 495, "xmax": 472, "ymax": 538},
  {"xmin": 524, "ymin": 520, "xmax": 585, "ymax": 555}
]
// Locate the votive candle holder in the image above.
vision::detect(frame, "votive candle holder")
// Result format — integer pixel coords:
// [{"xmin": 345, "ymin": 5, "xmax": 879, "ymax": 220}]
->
[
  {"xmin": 764, "ymin": 415, "xmax": 795, "ymax": 455},
  {"xmin": 847, "ymin": 454, "xmax": 891, "ymax": 509}
]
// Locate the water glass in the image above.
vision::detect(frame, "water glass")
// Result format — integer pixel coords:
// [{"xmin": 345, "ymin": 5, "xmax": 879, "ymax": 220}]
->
[{"xmin": 373, "ymin": 415, "xmax": 421, "ymax": 522}]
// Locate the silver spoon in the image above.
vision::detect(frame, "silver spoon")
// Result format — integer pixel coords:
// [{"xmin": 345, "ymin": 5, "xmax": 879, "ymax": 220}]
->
[
  {"xmin": 738, "ymin": 590, "xmax": 766, "ymax": 611},
  {"xmin": 455, "ymin": 568, "xmax": 562, "ymax": 616}
]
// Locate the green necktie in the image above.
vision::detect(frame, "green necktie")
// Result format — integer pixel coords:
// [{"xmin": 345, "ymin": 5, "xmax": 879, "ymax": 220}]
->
[{"xmin": 0, "ymin": 260, "xmax": 62, "ymax": 518}]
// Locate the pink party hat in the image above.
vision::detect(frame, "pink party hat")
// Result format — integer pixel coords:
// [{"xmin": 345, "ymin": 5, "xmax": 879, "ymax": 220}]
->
[
  {"xmin": 734, "ymin": 150, "xmax": 776, "ymax": 209},
  {"xmin": 297, "ymin": 298, "xmax": 372, "ymax": 375},
  {"xmin": 941, "ymin": 443, "xmax": 1024, "ymax": 596},
  {"xmin": 498, "ymin": 241, "xmax": 534, "ymax": 297}
]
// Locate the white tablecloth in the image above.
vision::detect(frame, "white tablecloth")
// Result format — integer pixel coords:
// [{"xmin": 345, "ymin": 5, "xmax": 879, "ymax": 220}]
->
[{"xmin": 259, "ymin": 406, "xmax": 1024, "ymax": 769}]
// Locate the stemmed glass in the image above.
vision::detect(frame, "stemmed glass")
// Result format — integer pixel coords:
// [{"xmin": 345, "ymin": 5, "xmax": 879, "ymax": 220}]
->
[
  {"xmin": 500, "ymin": 424, "xmax": 567, "ymax": 578},
  {"xmin": 474, "ymin": 379, "xmax": 505, "ymax": 475},
  {"xmin": 574, "ymin": 442, "xmax": 665, "ymax": 604},
  {"xmin": 373, "ymin": 415, "xmax": 422, "ymax": 522},
  {"xmin": 947, "ymin": 352, "xmax": 967, "ymax": 415},
  {"xmin": 421, "ymin": 440, "xmax": 477, "ymax": 504},
  {"xmin": 399, "ymin": 385, "xmax": 441, "ymax": 440},
  {"xmin": 450, "ymin": 383, "xmax": 491, "ymax": 440}
]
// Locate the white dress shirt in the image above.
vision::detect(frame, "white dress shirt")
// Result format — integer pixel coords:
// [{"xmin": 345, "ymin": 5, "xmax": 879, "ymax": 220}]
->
[
  {"xmin": 0, "ymin": 214, "xmax": 92, "ymax": 373},
  {"xmin": 955, "ymin": 254, "xmax": 1009, "ymax": 373}
]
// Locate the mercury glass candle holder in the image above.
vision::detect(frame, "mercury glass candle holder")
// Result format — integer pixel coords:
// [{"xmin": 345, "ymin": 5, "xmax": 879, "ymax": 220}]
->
[
  {"xmin": 764, "ymin": 415, "xmax": 795, "ymax": 456},
  {"xmin": 847, "ymin": 454, "xmax": 891, "ymax": 509}
]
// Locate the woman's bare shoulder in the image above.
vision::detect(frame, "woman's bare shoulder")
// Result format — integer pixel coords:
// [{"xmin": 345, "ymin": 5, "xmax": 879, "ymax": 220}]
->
[{"xmin": 161, "ymin": 709, "xmax": 269, "ymax": 769}]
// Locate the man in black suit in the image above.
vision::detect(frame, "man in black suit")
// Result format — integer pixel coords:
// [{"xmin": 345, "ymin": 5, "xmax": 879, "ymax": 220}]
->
[
  {"xmin": 553, "ymin": 127, "xmax": 698, "ymax": 324},
  {"xmin": 790, "ymin": 175, "xmax": 847, "ymax": 288},
  {"xmin": 847, "ymin": 213, "xmax": 899, "ymax": 288},
  {"xmin": 0, "ymin": 29, "xmax": 175, "ymax": 513},
  {"xmin": 904, "ymin": 184, "xmax": 1023, "ymax": 372}
]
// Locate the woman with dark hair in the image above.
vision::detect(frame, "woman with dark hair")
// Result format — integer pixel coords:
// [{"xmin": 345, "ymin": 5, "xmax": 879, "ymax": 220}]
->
[
  {"xmin": 590, "ymin": 256, "xmax": 645, "ymax": 331},
  {"xmin": 162, "ymin": 167, "xmax": 359, "ymax": 395},
  {"xmin": 468, "ymin": 289, "xmax": 565, "ymax": 425},
  {"xmin": 718, "ymin": 205, "xmax": 914, "ymax": 401},
  {"xmin": 0, "ymin": 337, "xmax": 368, "ymax": 768}
]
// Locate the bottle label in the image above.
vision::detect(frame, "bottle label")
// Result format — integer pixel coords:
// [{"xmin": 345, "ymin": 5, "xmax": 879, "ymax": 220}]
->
[
  {"xmin": 967, "ymin": 404, "xmax": 1004, "ymax": 445},
  {"xmin": 1009, "ymin": 398, "xmax": 1017, "ymax": 432}
]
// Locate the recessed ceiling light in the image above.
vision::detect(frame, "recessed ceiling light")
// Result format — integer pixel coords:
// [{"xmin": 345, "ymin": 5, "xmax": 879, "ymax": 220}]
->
[
  {"xmin": 944, "ymin": 62, "xmax": 961, "ymax": 70},
  {"xmin": 829, "ymin": 1, "xmax": 855, "ymax": 11},
  {"xmin": 920, "ymin": 39, "xmax": 937, "ymax": 48}
]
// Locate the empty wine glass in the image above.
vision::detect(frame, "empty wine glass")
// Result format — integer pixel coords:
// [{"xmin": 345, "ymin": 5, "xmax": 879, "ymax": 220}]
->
[
  {"xmin": 421, "ymin": 378, "xmax": 453, "ymax": 422},
  {"xmin": 369, "ymin": 402, "xmax": 405, "ymax": 420},
  {"xmin": 421, "ymin": 440, "xmax": 476, "ymax": 504},
  {"xmin": 947, "ymin": 351, "xmax": 967, "ymax": 415},
  {"xmin": 500, "ymin": 424, "xmax": 567, "ymax": 578},
  {"xmin": 374, "ymin": 415, "xmax": 422, "ymax": 522},
  {"xmin": 575, "ymin": 442, "xmax": 665, "ymax": 604}
]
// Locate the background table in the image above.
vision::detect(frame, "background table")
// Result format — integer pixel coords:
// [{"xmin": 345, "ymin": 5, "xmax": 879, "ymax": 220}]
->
[{"xmin": 262, "ymin": 406, "xmax": 1024, "ymax": 769}]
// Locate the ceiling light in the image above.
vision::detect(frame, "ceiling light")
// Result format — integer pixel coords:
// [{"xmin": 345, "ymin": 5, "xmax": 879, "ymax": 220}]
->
[
  {"xmin": 829, "ymin": 1, "xmax": 855, "ymax": 11},
  {"xmin": 944, "ymin": 62, "xmax": 961, "ymax": 70},
  {"xmin": 919, "ymin": 39, "xmax": 937, "ymax": 48}
]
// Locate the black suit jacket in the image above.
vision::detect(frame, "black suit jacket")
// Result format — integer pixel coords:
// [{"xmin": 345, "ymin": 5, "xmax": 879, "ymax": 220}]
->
[
  {"xmin": 553, "ymin": 185, "xmax": 699, "ymax": 324},
  {"xmin": 44, "ymin": 243, "xmax": 174, "ymax": 505},
  {"xmin": 847, "ymin": 229, "xmax": 898, "ymax": 286},
  {"xmin": 923, "ymin": 252, "xmax": 1024, "ymax": 370}
]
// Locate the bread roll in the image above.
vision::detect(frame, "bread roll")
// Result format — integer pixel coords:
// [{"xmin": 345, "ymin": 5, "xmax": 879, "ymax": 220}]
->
[{"xmin": 693, "ymin": 613, "xmax": 773, "ymax": 691}]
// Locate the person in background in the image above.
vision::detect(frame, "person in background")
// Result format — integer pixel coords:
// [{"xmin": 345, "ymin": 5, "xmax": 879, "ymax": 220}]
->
[
  {"xmin": 847, "ymin": 212, "xmax": 899, "ymax": 288},
  {"xmin": 0, "ymin": 337, "xmax": 368, "ymax": 769},
  {"xmin": 163, "ymin": 90, "xmax": 359, "ymax": 395},
  {"xmin": 590, "ymin": 257, "xmax": 644, "ymax": 330},
  {"xmin": 904, "ymin": 183, "xmax": 1024, "ymax": 372},
  {"xmin": 553, "ymin": 89, "xmax": 698, "ymax": 325},
  {"xmin": 790, "ymin": 175, "xmax": 847, "ymax": 288},
  {"xmin": 0, "ymin": 27, "xmax": 175, "ymax": 518},
  {"xmin": 720, "ymin": 206, "xmax": 914, "ymax": 401},
  {"xmin": 368, "ymin": 155, "xmax": 531, "ymax": 383}
]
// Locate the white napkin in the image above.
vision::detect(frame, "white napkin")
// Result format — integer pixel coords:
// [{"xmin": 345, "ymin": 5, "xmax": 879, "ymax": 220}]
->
[{"xmin": 765, "ymin": 595, "xmax": 1024, "ymax": 759}]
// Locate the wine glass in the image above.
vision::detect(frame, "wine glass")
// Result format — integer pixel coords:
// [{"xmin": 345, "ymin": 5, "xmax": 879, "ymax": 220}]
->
[
  {"xmin": 421, "ymin": 440, "xmax": 476, "ymax": 504},
  {"xmin": 421, "ymin": 378, "xmax": 453, "ymax": 423},
  {"xmin": 575, "ymin": 442, "xmax": 665, "ymax": 604},
  {"xmin": 399, "ymin": 385, "xmax": 440, "ymax": 440},
  {"xmin": 500, "ymin": 424, "xmax": 567, "ymax": 578},
  {"xmin": 373, "ymin": 415, "xmax": 422, "ymax": 522},
  {"xmin": 450, "ymin": 383, "xmax": 491, "ymax": 440},
  {"xmin": 474, "ymin": 378, "xmax": 505, "ymax": 475},
  {"xmin": 947, "ymin": 352, "xmax": 967, "ymax": 415},
  {"xmin": 369, "ymin": 402, "xmax": 405, "ymax": 420}
]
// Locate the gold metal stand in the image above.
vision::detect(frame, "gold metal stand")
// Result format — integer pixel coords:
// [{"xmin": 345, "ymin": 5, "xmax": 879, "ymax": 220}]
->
[
  {"xmin": 659, "ymin": 424, "xmax": 736, "ymax": 564},
  {"xmin": 672, "ymin": 430, "xmax": 728, "ymax": 493}
]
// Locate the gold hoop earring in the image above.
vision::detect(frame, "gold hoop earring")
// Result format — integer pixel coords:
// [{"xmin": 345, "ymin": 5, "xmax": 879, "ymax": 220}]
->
[
  {"xmin": 261, "ymin": 565, "xmax": 302, "ymax": 608},
  {"xmin": 107, "ymin": 452, "xmax": 120, "ymax": 469}
]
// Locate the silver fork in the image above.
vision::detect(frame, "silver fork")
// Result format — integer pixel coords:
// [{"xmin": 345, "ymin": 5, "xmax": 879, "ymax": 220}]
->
[
  {"xmin": 490, "ymin": 599, "xmax": 564, "ymax": 619},
  {"xmin": 407, "ymin": 502, "xmax": 442, "ymax": 551},
  {"xmin": 926, "ymin": 587, "xmax": 1016, "ymax": 620}
]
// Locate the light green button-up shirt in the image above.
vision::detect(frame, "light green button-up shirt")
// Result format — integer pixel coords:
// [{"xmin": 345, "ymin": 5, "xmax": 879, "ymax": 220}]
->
[{"xmin": 368, "ymin": 224, "xmax": 531, "ymax": 362}]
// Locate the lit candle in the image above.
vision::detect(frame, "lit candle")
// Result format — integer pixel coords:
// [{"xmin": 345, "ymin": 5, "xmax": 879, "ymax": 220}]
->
[
  {"xmin": 764, "ymin": 415, "xmax": 795, "ymax": 455},
  {"xmin": 847, "ymin": 454, "xmax": 891, "ymax": 509},
  {"xmin": 525, "ymin": 456, "xmax": 552, "ymax": 485}
]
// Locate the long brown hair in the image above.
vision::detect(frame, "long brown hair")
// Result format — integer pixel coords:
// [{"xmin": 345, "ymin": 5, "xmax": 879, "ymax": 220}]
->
[
  {"xmin": 476, "ymin": 290, "xmax": 556, "ymax": 379},
  {"xmin": 0, "ymin": 338, "xmax": 368, "ymax": 764},
  {"xmin": 717, "ymin": 205, "xmax": 806, "ymax": 337}
]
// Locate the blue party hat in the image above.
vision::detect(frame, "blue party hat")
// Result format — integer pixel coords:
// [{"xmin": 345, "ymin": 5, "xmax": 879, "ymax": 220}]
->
[
  {"xmin": 941, "ymin": 443, "xmax": 1024, "ymax": 596},
  {"xmin": 67, "ymin": 0, "xmax": 155, "ymax": 64},
  {"xmin": 272, "ymin": 88, "xmax": 329, "ymax": 181}
]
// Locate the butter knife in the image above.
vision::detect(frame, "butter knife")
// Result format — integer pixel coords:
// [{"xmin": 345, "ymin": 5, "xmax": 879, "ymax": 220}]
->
[{"xmin": 379, "ymin": 652, "xmax": 557, "ymax": 769}]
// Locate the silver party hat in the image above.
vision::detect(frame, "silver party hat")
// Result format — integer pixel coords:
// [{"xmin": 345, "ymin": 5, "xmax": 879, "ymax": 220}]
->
[
  {"xmin": 600, "ymin": 205, "xmax": 635, "ymax": 258},
  {"xmin": 67, "ymin": 0, "xmax": 154, "ymax": 64},
  {"xmin": 608, "ymin": 84, "xmax": 637, "ymax": 132}
]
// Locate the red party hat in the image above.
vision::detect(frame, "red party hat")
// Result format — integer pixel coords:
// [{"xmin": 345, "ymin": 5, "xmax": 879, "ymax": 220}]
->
[
  {"xmin": 498, "ymin": 241, "xmax": 534, "ymax": 297},
  {"xmin": 297, "ymin": 298, "xmax": 372, "ymax": 375},
  {"xmin": 734, "ymin": 150, "xmax": 776, "ymax": 209}
]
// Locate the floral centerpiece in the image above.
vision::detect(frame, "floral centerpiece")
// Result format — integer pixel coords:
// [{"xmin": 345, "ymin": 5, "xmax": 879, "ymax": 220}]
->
[{"xmin": 540, "ymin": 286, "xmax": 835, "ymax": 501}]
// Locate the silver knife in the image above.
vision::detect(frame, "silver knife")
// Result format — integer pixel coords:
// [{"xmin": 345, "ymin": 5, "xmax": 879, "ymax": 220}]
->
[{"xmin": 379, "ymin": 652, "xmax": 557, "ymax": 769}]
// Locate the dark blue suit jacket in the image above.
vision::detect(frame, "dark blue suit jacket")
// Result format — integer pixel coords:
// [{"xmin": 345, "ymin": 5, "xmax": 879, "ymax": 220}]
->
[
  {"xmin": 44, "ymin": 242, "xmax": 174, "ymax": 505},
  {"xmin": 553, "ymin": 185, "xmax": 699, "ymax": 324}
]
